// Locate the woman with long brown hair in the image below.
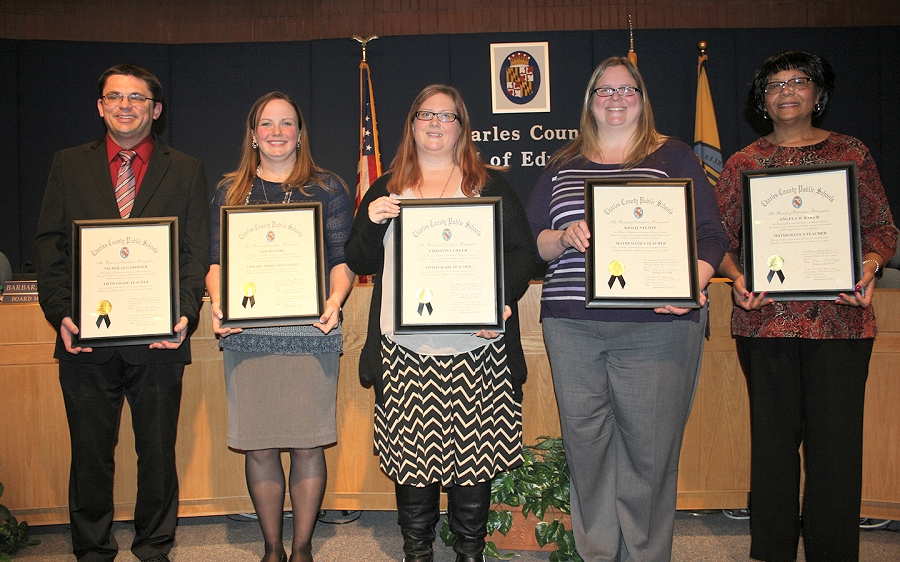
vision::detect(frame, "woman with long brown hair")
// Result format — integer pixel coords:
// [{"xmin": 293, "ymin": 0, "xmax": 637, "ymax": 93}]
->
[{"xmin": 206, "ymin": 91, "xmax": 355, "ymax": 562}]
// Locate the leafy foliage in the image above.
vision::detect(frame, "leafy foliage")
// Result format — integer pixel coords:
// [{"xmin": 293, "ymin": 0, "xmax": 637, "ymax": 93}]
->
[
  {"xmin": 0, "ymin": 482, "xmax": 40, "ymax": 559},
  {"xmin": 441, "ymin": 437, "xmax": 582, "ymax": 561}
]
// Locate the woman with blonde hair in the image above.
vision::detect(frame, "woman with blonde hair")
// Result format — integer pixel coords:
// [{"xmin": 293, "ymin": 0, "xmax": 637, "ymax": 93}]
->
[{"xmin": 526, "ymin": 57, "xmax": 728, "ymax": 560}]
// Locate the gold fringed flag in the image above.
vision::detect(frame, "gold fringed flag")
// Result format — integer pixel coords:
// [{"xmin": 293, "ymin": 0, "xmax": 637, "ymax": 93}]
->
[
  {"xmin": 356, "ymin": 59, "xmax": 382, "ymax": 210},
  {"xmin": 693, "ymin": 42, "xmax": 723, "ymax": 186}
]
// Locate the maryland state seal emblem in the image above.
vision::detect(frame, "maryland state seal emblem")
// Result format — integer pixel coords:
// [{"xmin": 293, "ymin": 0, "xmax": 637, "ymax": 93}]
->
[{"xmin": 500, "ymin": 51, "xmax": 541, "ymax": 105}]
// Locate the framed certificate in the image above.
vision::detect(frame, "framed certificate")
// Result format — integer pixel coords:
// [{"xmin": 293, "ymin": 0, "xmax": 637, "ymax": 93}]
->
[
  {"xmin": 741, "ymin": 162, "xmax": 861, "ymax": 300},
  {"xmin": 72, "ymin": 217, "xmax": 179, "ymax": 347},
  {"xmin": 584, "ymin": 178, "xmax": 701, "ymax": 308},
  {"xmin": 394, "ymin": 197, "xmax": 505, "ymax": 334},
  {"xmin": 220, "ymin": 203, "xmax": 326, "ymax": 328}
]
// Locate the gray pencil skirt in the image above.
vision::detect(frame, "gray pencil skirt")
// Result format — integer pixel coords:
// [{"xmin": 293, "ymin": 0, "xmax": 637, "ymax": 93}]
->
[{"xmin": 223, "ymin": 349, "xmax": 339, "ymax": 451}]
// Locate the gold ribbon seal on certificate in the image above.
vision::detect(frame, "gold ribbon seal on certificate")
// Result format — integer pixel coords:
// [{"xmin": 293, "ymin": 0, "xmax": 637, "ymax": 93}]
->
[
  {"xmin": 417, "ymin": 287, "xmax": 434, "ymax": 316},
  {"xmin": 607, "ymin": 260, "xmax": 626, "ymax": 289},
  {"xmin": 766, "ymin": 255, "xmax": 785, "ymax": 283},
  {"xmin": 241, "ymin": 282, "xmax": 257, "ymax": 308},
  {"xmin": 96, "ymin": 300, "xmax": 112, "ymax": 328}
]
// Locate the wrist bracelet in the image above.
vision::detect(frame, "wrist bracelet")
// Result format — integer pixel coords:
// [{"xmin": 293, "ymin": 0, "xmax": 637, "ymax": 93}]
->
[
  {"xmin": 863, "ymin": 259, "xmax": 883, "ymax": 279},
  {"xmin": 862, "ymin": 259, "xmax": 881, "ymax": 271}
]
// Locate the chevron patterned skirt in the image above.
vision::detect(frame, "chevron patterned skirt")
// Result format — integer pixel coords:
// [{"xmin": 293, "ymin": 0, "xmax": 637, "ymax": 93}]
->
[{"xmin": 375, "ymin": 336, "xmax": 523, "ymax": 487}]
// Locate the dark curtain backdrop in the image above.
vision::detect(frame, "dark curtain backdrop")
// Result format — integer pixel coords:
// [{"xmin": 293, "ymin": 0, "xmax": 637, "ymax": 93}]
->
[{"xmin": 3, "ymin": 27, "xmax": 898, "ymax": 274}]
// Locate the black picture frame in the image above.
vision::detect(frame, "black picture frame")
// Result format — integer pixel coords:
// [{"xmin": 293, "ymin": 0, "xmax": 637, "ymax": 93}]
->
[
  {"xmin": 220, "ymin": 203, "xmax": 326, "ymax": 328},
  {"xmin": 393, "ymin": 197, "xmax": 505, "ymax": 334},
  {"xmin": 584, "ymin": 178, "xmax": 701, "ymax": 308},
  {"xmin": 72, "ymin": 217, "xmax": 179, "ymax": 347},
  {"xmin": 741, "ymin": 161, "xmax": 862, "ymax": 301}
]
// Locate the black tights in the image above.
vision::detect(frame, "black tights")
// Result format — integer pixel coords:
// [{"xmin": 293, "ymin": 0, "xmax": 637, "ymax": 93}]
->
[{"xmin": 245, "ymin": 447, "xmax": 326, "ymax": 562}]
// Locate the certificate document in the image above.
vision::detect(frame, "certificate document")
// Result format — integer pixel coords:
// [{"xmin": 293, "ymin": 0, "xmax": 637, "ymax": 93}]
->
[
  {"xmin": 73, "ymin": 218, "xmax": 179, "ymax": 347},
  {"xmin": 220, "ymin": 203, "xmax": 326, "ymax": 328},
  {"xmin": 394, "ymin": 197, "xmax": 505, "ymax": 334},
  {"xmin": 584, "ymin": 179, "xmax": 700, "ymax": 308},
  {"xmin": 742, "ymin": 162, "xmax": 861, "ymax": 300}
]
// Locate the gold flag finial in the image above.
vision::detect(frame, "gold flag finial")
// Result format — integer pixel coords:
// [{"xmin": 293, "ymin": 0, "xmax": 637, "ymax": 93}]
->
[
  {"xmin": 697, "ymin": 40, "xmax": 708, "ymax": 57},
  {"xmin": 627, "ymin": 15, "xmax": 638, "ymax": 67},
  {"xmin": 352, "ymin": 35, "xmax": 379, "ymax": 62}
]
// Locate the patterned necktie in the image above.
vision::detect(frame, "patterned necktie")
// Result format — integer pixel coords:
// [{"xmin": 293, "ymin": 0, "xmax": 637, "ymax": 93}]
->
[{"xmin": 115, "ymin": 150, "xmax": 136, "ymax": 218}]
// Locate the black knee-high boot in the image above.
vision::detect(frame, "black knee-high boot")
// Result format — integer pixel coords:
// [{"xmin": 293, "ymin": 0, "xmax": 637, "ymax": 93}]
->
[
  {"xmin": 447, "ymin": 481, "xmax": 491, "ymax": 562},
  {"xmin": 395, "ymin": 482, "xmax": 440, "ymax": 562}
]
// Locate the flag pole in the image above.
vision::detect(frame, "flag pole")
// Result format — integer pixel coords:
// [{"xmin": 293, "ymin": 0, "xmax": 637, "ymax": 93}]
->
[{"xmin": 627, "ymin": 15, "xmax": 638, "ymax": 67}]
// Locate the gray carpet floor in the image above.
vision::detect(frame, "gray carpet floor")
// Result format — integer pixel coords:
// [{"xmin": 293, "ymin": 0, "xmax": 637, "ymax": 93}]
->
[{"xmin": 13, "ymin": 511, "xmax": 900, "ymax": 561}]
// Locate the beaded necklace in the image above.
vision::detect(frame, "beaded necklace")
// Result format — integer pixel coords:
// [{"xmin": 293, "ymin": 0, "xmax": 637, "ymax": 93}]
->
[{"xmin": 245, "ymin": 166, "xmax": 296, "ymax": 205}]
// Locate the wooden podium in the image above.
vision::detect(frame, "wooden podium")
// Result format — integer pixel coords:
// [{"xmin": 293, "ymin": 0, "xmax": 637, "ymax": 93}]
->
[{"xmin": 2, "ymin": 281, "xmax": 898, "ymax": 525}]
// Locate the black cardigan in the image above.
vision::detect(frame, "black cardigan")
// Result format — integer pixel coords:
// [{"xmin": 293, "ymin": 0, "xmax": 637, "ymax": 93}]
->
[{"xmin": 344, "ymin": 169, "xmax": 537, "ymax": 403}]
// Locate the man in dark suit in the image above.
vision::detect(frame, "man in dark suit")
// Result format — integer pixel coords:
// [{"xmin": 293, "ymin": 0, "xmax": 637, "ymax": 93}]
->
[{"xmin": 35, "ymin": 63, "xmax": 209, "ymax": 562}]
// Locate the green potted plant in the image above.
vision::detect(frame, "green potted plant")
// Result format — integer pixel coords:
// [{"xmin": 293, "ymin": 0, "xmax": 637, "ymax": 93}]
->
[
  {"xmin": 0, "ymin": 482, "xmax": 40, "ymax": 561},
  {"xmin": 441, "ymin": 436, "xmax": 582, "ymax": 561}
]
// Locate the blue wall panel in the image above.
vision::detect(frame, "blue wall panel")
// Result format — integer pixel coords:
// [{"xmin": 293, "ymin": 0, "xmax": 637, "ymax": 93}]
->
[{"xmin": 4, "ymin": 28, "xmax": 898, "ymax": 273}]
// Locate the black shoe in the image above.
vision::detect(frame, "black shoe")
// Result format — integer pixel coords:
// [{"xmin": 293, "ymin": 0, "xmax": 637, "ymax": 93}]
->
[
  {"xmin": 265, "ymin": 550, "xmax": 288, "ymax": 562},
  {"xmin": 141, "ymin": 555, "xmax": 171, "ymax": 562}
]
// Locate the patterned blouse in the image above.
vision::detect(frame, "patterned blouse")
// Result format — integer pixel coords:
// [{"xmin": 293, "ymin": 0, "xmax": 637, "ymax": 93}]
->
[{"xmin": 715, "ymin": 132, "xmax": 897, "ymax": 339}]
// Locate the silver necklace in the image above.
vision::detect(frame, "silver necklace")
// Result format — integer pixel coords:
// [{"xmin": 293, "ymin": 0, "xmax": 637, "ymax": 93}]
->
[
  {"xmin": 246, "ymin": 166, "xmax": 296, "ymax": 205},
  {"xmin": 416, "ymin": 165, "xmax": 456, "ymax": 199}
]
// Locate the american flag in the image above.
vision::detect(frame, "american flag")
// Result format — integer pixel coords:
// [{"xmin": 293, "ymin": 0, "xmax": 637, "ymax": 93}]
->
[{"xmin": 356, "ymin": 60, "xmax": 382, "ymax": 210}]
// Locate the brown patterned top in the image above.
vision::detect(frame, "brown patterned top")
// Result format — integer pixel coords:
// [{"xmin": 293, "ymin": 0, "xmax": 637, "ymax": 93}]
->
[{"xmin": 715, "ymin": 132, "xmax": 898, "ymax": 338}]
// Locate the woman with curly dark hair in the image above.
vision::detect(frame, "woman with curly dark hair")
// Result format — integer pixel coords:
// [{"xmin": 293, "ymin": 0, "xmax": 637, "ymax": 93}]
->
[{"xmin": 715, "ymin": 51, "xmax": 897, "ymax": 562}]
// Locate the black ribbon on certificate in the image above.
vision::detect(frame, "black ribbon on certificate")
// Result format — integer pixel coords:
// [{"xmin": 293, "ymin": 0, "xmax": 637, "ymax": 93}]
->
[
  {"xmin": 241, "ymin": 282, "xmax": 257, "ymax": 308},
  {"xmin": 766, "ymin": 255, "xmax": 785, "ymax": 284},
  {"xmin": 417, "ymin": 287, "xmax": 434, "ymax": 316},
  {"xmin": 96, "ymin": 300, "xmax": 112, "ymax": 328},
  {"xmin": 607, "ymin": 260, "xmax": 626, "ymax": 289}
]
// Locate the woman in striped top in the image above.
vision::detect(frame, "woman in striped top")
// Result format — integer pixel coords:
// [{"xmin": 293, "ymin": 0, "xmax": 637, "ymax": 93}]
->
[{"xmin": 525, "ymin": 56, "xmax": 727, "ymax": 561}]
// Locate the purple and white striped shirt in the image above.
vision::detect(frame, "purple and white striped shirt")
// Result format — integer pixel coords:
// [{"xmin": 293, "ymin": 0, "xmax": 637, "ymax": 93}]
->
[{"xmin": 526, "ymin": 139, "xmax": 728, "ymax": 323}]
